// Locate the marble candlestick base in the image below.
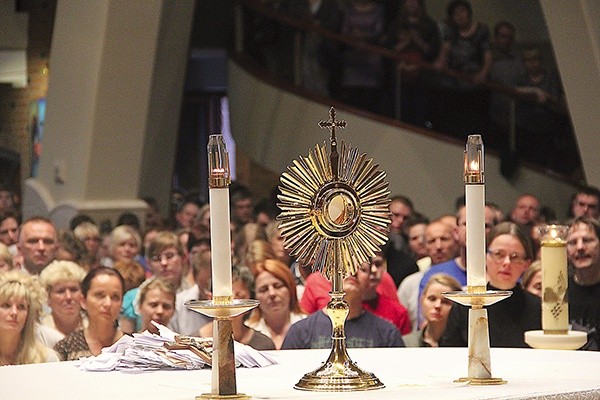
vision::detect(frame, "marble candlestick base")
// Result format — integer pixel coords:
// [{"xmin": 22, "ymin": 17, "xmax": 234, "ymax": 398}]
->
[
  {"xmin": 186, "ymin": 298, "xmax": 260, "ymax": 400},
  {"xmin": 444, "ymin": 290, "xmax": 511, "ymax": 385},
  {"xmin": 524, "ymin": 330, "xmax": 587, "ymax": 350}
]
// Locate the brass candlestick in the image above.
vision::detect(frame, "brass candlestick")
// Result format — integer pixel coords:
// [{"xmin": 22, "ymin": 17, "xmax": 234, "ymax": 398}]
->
[
  {"xmin": 186, "ymin": 298, "xmax": 259, "ymax": 400},
  {"xmin": 277, "ymin": 108, "xmax": 390, "ymax": 391}
]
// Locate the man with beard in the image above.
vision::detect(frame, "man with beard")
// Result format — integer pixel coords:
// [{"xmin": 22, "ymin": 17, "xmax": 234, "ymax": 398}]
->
[{"xmin": 566, "ymin": 217, "xmax": 600, "ymax": 350}]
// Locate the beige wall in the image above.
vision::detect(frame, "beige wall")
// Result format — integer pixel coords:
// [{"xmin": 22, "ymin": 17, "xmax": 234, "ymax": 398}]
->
[
  {"xmin": 540, "ymin": 0, "xmax": 600, "ymax": 189},
  {"xmin": 22, "ymin": 0, "xmax": 195, "ymax": 228}
]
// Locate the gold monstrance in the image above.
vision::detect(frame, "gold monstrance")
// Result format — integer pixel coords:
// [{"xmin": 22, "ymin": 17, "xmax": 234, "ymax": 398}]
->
[{"xmin": 277, "ymin": 107, "xmax": 391, "ymax": 391}]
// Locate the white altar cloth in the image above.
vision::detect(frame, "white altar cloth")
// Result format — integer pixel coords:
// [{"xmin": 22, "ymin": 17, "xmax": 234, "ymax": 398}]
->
[{"xmin": 2, "ymin": 347, "xmax": 600, "ymax": 399}]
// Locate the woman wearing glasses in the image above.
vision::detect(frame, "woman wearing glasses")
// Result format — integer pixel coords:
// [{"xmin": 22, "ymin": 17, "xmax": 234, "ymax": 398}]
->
[{"xmin": 440, "ymin": 222, "xmax": 541, "ymax": 348}]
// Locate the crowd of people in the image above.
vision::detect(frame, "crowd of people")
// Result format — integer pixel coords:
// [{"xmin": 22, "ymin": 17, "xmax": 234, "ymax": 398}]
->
[
  {"xmin": 244, "ymin": 0, "xmax": 579, "ymax": 175},
  {"xmin": 1, "ymin": 178, "xmax": 599, "ymax": 367}
]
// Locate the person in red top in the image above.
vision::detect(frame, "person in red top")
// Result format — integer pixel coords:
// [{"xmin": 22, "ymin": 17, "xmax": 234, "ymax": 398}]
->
[
  {"xmin": 301, "ymin": 261, "xmax": 399, "ymax": 313},
  {"xmin": 300, "ymin": 253, "xmax": 411, "ymax": 335}
]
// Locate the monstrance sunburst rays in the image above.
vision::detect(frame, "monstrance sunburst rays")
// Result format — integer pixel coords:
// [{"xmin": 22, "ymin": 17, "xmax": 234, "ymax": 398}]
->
[{"xmin": 277, "ymin": 140, "xmax": 390, "ymax": 279}]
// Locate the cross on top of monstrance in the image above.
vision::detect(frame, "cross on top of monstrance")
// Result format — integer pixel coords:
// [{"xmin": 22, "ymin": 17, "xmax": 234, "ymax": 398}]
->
[{"xmin": 318, "ymin": 107, "xmax": 346, "ymax": 180}]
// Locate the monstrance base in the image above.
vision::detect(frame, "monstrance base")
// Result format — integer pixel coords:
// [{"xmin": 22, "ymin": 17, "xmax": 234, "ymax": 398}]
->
[
  {"xmin": 197, "ymin": 394, "xmax": 251, "ymax": 400},
  {"xmin": 295, "ymin": 359, "xmax": 384, "ymax": 392},
  {"xmin": 524, "ymin": 330, "xmax": 588, "ymax": 350},
  {"xmin": 455, "ymin": 377, "xmax": 507, "ymax": 385}
]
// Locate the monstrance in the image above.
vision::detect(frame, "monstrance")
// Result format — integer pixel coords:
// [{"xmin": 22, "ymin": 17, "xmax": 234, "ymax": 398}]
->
[{"xmin": 277, "ymin": 107, "xmax": 391, "ymax": 391}]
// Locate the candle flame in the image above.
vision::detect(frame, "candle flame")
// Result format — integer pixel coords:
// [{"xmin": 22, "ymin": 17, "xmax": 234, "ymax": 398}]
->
[
  {"xmin": 464, "ymin": 135, "xmax": 484, "ymax": 184},
  {"xmin": 469, "ymin": 160, "xmax": 479, "ymax": 172}
]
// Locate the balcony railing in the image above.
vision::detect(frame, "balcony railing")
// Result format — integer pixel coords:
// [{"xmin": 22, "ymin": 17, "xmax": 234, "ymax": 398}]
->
[{"xmin": 233, "ymin": 0, "xmax": 582, "ymax": 182}]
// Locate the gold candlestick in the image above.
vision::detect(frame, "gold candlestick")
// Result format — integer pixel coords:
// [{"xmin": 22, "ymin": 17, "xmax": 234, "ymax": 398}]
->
[{"xmin": 278, "ymin": 108, "xmax": 390, "ymax": 391}]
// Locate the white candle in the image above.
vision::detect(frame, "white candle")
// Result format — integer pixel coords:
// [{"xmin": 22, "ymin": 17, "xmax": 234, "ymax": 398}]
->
[
  {"xmin": 464, "ymin": 135, "xmax": 487, "ymax": 290},
  {"xmin": 539, "ymin": 225, "xmax": 569, "ymax": 333},
  {"xmin": 466, "ymin": 184, "xmax": 486, "ymax": 288},
  {"xmin": 208, "ymin": 135, "xmax": 233, "ymax": 299}
]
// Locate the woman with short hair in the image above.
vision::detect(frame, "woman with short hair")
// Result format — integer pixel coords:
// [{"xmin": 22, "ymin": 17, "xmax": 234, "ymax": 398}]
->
[
  {"xmin": 105, "ymin": 225, "xmax": 141, "ymax": 267},
  {"xmin": 440, "ymin": 222, "xmax": 541, "ymax": 348},
  {"xmin": 0, "ymin": 242, "xmax": 14, "ymax": 272},
  {"xmin": 39, "ymin": 260, "xmax": 87, "ymax": 338},
  {"xmin": 73, "ymin": 222, "xmax": 102, "ymax": 270},
  {"xmin": 135, "ymin": 277, "xmax": 176, "ymax": 333}
]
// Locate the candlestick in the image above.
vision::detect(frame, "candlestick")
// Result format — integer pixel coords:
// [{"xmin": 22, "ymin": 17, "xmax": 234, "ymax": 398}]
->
[
  {"xmin": 208, "ymin": 134, "xmax": 233, "ymax": 300},
  {"xmin": 464, "ymin": 135, "xmax": 486, "ymax": 291},
  {"xmin": 539, "ymin": 225, "xmax": 569, "ymax": 333},
  {"xmin": 186, "ymin": 299, "xmax": 259, "ymax": 399},
  {"xmin": 524, "ymin": 224, "xmax": 587, "ymax": 350},
  {"xmin": 445, "ymin": 134, "xmax": 510, "ymax": 385}
]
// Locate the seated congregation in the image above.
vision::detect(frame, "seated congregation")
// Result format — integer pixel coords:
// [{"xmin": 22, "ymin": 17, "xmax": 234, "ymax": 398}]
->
[{"xmin": 1, "ymin": 183, "xmax": 600, "ymax": 367}]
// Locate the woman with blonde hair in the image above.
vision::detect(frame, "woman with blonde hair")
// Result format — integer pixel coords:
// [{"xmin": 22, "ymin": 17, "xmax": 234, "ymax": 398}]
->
[
  {"xmin": 134, "ymin": 277, "xmax": 176, "ymax": 333},
  {"xmin": 403, "ymin": 273, "xmax": 462, "ymax": 347},
  {"xmin": 244, "ymin": 239, "xmax": 276, "ymax": 273},
  {"xmin": 104, "ymin": 225, "xmax": 141, "ymax": 267},
  {"xmin": 73, "ymin": 221, "xmax": 102, "ymax": 270},
  {"xmin": 39, "ymin": 260, "xmax": 87, "ymax": 338},
  {"xmin": 265, "ymin": 221, "xmax": 292, "ymax": 267},
  {"xmin": 0, "ymin": 242, "xmax": 14, "ymax": 272},
  {"xmin": 246, "ymin": 259, "xmax": 305, "ymax": 349},
  {"xmin": 521, "ymin": 260, "xmax": 542, "ymax": 298},
  {"xmin": 0, "ymin": 271, "xmax": 58, "ymax": 365}
]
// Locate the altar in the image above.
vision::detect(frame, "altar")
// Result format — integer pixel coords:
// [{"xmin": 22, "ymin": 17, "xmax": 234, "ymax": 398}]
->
[{"xmin": 3, "ymin": 347, "xmax": 599, "ymax": 399}]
